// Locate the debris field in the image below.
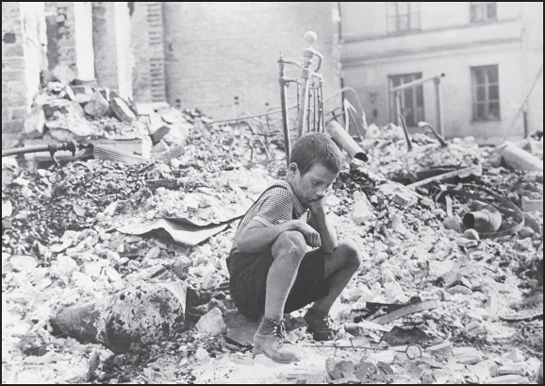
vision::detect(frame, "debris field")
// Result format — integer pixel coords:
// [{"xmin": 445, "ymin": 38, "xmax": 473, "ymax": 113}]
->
[{"xmin": 2, "ymin": 69, "xmax": 544, "ymax": 384}]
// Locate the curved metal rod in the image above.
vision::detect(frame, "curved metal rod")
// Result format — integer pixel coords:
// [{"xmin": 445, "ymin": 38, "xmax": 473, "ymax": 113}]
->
[
  {"xmin": 204, "ymin": 88, "xmax": 365, "ymax": 128},
  {"xmin": 279, "ymin": 59, "xmax": 304, "ymax": 70}
]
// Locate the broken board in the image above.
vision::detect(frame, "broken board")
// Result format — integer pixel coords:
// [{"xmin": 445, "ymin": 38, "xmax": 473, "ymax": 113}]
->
[
  {"xmin": 371, "ymin": 300, "xmax": 440, "ymax": 325},
  {"xmin": 117, "ymin": 218, "xmax": 232, "ymax": 247}
]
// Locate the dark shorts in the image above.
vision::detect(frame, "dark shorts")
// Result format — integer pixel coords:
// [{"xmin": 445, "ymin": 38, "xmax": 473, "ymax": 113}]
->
[{"xmin": 227, "ymin": 248, "xmax": 329, "ymax": 320}]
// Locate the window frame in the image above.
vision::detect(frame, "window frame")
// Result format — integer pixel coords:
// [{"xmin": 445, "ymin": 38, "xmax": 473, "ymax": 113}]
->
[
  {"xmin": 388, "ymin": 72, "xmax": 425, "ymax": 128},
  {"xmin": 470, "ymin": 2, "xmax": 498, "ymax": 23},
  {"xmin": 386, "ymin": 2, "xmax": 421, "ymax": 35},
  {"xmin": 471, "ymin": 65, "xmax": 501, "ymax": 122}
]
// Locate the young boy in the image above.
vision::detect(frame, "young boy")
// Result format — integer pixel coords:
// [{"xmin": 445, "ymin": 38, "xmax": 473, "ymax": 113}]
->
[{"xmin": 227, "ymin": 133, "xmax": 362, "ymax": 364}]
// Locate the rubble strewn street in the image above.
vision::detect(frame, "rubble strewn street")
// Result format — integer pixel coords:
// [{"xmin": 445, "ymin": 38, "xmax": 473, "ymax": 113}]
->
[{"xmin": 2, "ymin": 73, "xmax": 543, "ymax": 384}]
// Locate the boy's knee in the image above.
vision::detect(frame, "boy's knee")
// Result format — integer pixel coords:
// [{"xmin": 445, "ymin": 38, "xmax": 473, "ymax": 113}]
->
[
  {"xmin": 273, "ymin": 231, "xmax": 307, "ymax": 259},
  {"xmin": 337, "ymin": 238, "xmax": 362, "ymax": 268}
]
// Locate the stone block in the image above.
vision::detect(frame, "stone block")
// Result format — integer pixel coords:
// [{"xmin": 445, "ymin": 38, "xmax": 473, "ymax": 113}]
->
[
  {"xmin": 504, "ymin": 348, "xmax": 525, "ymax": 363},
  {"xmin": 3, "ymin": 93, "xmax": 28, "ymax": 108},
  {"xmin": 498, "ymin": 363, "xmax": 526, "ymax": 376},
  {"xmin": 2, "ymin": 119, "xmax": 24, "ymax": 134},
  {"xmin": 2, "ymin": 57, "xmax": 26, "ymax": 70},
  {"xmin": 1, "ymin": 134, "xmax": 21, "ymax": 150},
  {"xmin": 2, "ymin": 44, "xmax": 25, "ymax": 57},
  {"xmin": 195, "ymin": 307, "xmax": 226, "ymax": 336},
  {"xmin": 23, "ymin": 108, "xmax": 44, "ymax": 138},
  {"xmin": 352, "ymin": 191, "xmax": 374, "ymax": 224},
  {"xmin": 110, "ymin": 97, "xmax": 136, "ymax": 123},
  {"xmin": 3, "ymin": 66, "xmax": 26, "ymax": 83},
  {"xmin": 51, "ymin": 63, "xmax": 76, "ymax": 85},
  {"xmin": 12, "ymin": 107, "xmax": 30, "ymax": 121},
  {"xmin": 84, "ymin": 91, "xmax": 110, "ymax": 117},
  {"xmin": 484, "ymin": 375, "xmax": 529, "ymax": 384},
  {"xmin": 2, "ymin": 108, "xmax": 13, "ymax": 121},
  {"xmin": 427, "ymin": 341, "xmax": 453, "ymax": 356}
]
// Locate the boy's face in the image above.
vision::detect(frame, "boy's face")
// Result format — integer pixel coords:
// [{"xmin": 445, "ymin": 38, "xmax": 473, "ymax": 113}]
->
[{"xmin": 289, "ymin": 163, "xmax": 338, "ymax": 207}]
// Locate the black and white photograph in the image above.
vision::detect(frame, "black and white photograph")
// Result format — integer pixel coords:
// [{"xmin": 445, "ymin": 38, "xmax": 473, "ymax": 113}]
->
[{"xmin": 2, "ymin": 2, "xmax": 543, "ymax": 384}]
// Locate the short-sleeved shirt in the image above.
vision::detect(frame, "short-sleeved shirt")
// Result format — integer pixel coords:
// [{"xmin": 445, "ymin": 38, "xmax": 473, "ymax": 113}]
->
[{"xmin": 229, "ymin": 179, "xmax": 310, "ymax": 255}]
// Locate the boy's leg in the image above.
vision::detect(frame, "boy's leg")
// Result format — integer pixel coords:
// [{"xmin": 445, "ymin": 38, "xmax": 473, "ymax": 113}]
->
[
  {"xmin": 254, "ymin": 231, "xmax": 307, "ymax": 364},
  {"xmin": 307, "ymin": 238, "xmax": 362, "ymax": 315},
  {"xmin": 265, "ymin": 231, "xmax": 308, "ymax": 321}
]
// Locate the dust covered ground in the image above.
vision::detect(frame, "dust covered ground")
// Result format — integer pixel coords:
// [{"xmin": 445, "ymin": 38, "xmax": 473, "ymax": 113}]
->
[{"xmin": 2, "ymin": 111, "xmax": 543, "ymax": 384}]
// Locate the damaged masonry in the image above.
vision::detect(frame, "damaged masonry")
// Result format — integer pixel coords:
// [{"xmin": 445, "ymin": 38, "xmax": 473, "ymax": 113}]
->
[{"xmin": 2, "ymin": 2, "xmax": 544, "ymax": 385}]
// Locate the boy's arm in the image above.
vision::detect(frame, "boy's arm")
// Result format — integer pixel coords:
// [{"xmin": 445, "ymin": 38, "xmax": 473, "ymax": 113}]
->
[
  {"xmin": 307, "ymin": 200, "xmax": 337, "ymax": 255},
  {"xmin": 237, "ymin": 219, "xmax": 321, "ymax": 253}
]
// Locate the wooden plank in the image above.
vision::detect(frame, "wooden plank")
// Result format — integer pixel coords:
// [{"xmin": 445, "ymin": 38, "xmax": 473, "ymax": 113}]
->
[
  {"xmin": 371, "ymin": 300, "xmax": 440, "ymax": 325},
  {"xmin": 407, "ymin": 164, "xmax": 482, "ymax": 189}
]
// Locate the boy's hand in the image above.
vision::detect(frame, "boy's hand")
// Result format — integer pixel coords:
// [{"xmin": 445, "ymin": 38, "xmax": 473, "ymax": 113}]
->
[
  {"xmin": 307, "ymin": 198, "xmax": 326, "ymax": 214},
  {"xmin": 307, "ymin": 186, "xmax": 332, "ymax": 214},
  {"xmin": 292, "ymin": 220, "xmax": 321, "ymax": 248}
]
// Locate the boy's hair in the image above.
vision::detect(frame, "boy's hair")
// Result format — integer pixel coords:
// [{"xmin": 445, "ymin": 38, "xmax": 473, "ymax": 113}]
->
[{"xmin": 290, "ymin": 133, "xmax": 343, "ymax": 176}]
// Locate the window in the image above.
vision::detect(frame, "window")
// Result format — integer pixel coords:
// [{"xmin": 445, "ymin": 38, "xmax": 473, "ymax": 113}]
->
[
  {"xmin": 389, "ymin": 73, "xmax": 425, "ymax": 127},
  {"xmin": 471, "ymin": 65, "xmax": 500, "ymax": 121},
  {"xmin": 470, "ymin": 2, "xmax": 497, "ymax": 23},
  {"xmin": 387, "ymin": 2, "xmax": 420, "ymax": 34}
]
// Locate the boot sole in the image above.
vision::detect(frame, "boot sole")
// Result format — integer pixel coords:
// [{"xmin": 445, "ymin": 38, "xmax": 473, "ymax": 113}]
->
[{"xmin": 254, "ymin": 348, "xmax": 299, "ymax": 364}]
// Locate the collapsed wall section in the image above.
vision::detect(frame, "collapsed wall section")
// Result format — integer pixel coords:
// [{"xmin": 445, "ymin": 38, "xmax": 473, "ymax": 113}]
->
[{"xmin": 2, "ymin": 2, "xmax": 47, "ymax": 149}]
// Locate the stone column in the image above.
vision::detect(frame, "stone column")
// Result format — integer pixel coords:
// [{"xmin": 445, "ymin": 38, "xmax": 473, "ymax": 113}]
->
[
  {"xmin": 92, "ymin": 2, "xmax": 133, "ymax": 99},
  {"xmin": 2, "ymin": 2, "xmax": 47, "ymax": 149}
]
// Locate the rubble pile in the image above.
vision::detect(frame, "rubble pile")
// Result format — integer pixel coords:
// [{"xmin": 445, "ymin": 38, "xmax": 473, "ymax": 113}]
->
[
  {"xmin": 362, "ymin": 124, "xmax": 484, "ymax": 181},
  {"xmin": 2, "ymin": 89, "xmax": 544, "ymax": 383},
  {"xmin": 2, "ymin": 160, "xmax": 146, "ymax": 255}
]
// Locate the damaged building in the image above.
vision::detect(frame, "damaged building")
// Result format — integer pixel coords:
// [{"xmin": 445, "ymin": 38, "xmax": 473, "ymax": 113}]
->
[{"xmin": 340, "ymin": 2, "xmax": 543, "ymax": 143}]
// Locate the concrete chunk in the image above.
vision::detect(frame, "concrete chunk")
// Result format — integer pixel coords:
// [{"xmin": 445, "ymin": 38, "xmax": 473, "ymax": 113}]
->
[
  {"xmin": 84, "ymin": 92, "xmax": 110, "ymax": 118},
  {"xmin": 427, "ymin": 341, "xmax": 453, "ymax": 356},
  {"xmin": 51, "ymin": 63, "xmax": 76, "ymax": 85},
  {"xmin": 110, "ymin": 97, "xmax": 137, "ymax": 123},
  {"xmin": 23, "ymin": 108, "xmax": 44, "ymax": 139},
  {"xmin": 196, "ymin": 307, "xmax": 226, "ymax": 336},
  {"xmin": 499, "ymin": 363, "xmax": 526, "ymax": 376},
  {"xmin": 352, "ymin": 191, "xmax": 373, "ymax": 224},
  {"xmin": 484, "ymin": 375, "xmax": 529, "ymax": 384},
  {"xmin": 504, "ymin": 348, "xmax": 525, "ymax": 363}
]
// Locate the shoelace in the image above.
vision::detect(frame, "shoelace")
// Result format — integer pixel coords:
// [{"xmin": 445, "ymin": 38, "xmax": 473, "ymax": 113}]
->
[
  {"xmin": 314, "ymin": 314, "xmax": 336, "ymax": 331},
  {"xmin": 271, "ymin": 320, "xmax": 292, "ymax": 346}
]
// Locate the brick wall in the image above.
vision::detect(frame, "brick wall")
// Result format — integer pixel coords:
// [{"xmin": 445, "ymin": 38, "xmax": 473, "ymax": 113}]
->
[
  {"xmin": 2, "ymin": 2, "xmax": 47, "ymax": 149},
  {"xmin": 45, "ymin": 2, "xmax": 95, "ymax": 80},
  {"xmin": 92, "ymin": 2, "xmax": 133, "ymax": 99},
  {"xmin": 162, "ymin": 2, "xmax": 341, "ymax": 119},
  {"xmin": 131, "ymin": 2, "xmax": 167, "ymax": 103},
  {"xmin": 45, "ymin": 2, "xmax": 76, "ymax": 72}
]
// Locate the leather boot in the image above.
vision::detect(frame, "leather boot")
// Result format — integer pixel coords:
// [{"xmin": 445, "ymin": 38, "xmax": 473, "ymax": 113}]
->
[
  {"xmin": 304, "ymin": 309, "xmax": 337, "ymax": 341},
  {"xmin": 253, "ymin": 316, "xmax": 302, "ymax": 364}
]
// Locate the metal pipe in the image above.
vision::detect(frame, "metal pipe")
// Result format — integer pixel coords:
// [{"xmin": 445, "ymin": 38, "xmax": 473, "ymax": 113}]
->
[
  {"xmin": 2, "ymin": 141, "xmax": 78, "ymax": 157},
  {"xmin": 278, "ymin": 54, "xmax": 291, "ymax": 166},
  {"xmin": 3, "ymin": 145, "xmax": 50, "ymax": 157},
  {"xmin": 395, "ymin": 91, "xmax": 402, "ymax": 126},
  {"xmin": 298, "ymin": 76, "xmax": 311, "ymax": 135},
  {"xmin": 434, "ymin": 77, "xmax": 443, "ymax": 136},
  {"xmin": 313, "ymin": 83, "xmax": 318, "ymax": 131},
  {"xmin": 398, "ymin": 113, "xmax": 413, "ymax": 152},
  {"xmin": 326, "ymin": 120, "xmax": 368, "ymax": 162},
  {"xmin": 418, "ymin": 122, "xmax": 448, "ymax": 147},
  {"xmin": 391, "ymin": 73, "xmax": 445, "ymax": 92},
  {"xmin": 318, "ymin": 83, "xmax": 325, "ymax": 132}
]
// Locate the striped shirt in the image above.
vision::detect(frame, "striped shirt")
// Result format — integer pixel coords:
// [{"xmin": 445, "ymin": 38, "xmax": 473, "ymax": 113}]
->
[{"xmin": 229, "ymin": 179, "xmax": 310, "ymax": 255}]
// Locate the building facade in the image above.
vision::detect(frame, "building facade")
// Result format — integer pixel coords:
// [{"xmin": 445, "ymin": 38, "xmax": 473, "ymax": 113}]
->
[
  {"xmin": 340, "ymin": 2, "xmax": 543, "ymax": 144},
  {"xmin": 160, "ymin": 2, "xmax": 341, "ymax": 119}
]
